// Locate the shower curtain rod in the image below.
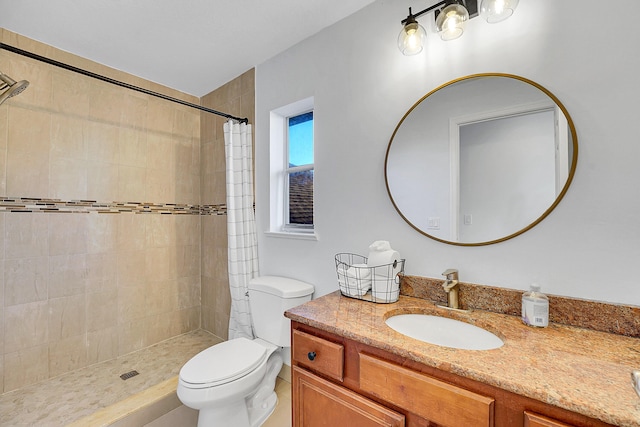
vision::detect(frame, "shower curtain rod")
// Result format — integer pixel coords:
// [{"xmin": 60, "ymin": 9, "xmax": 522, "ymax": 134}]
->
[{"xmin": 0, "ymin": 43, "xmax": 249, "ymax": 124}]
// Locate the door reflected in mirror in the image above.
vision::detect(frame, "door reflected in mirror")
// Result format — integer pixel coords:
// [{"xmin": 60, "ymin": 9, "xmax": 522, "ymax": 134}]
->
[{"xmin": 385, "ymin": 74, "xmax": 577, "ymax": 246}]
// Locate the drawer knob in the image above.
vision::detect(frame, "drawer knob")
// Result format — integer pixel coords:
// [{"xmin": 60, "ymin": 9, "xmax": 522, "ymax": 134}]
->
[{"xmin": 307, "ymin": 351, "xmax": 317, "ymax": 361}]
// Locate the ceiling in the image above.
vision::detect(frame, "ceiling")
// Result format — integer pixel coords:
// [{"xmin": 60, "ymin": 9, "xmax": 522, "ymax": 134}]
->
[{"xmin": 0, "ymin": 0, "xmax": 376, "ymax": 97}]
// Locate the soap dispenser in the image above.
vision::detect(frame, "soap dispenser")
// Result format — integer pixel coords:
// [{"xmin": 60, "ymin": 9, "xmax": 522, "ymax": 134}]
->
[{"xmin": 521, "ymin": 283, "xmax": 549, "ymax": 327}]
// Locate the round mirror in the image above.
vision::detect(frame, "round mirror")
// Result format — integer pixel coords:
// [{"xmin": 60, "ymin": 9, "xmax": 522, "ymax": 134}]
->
[{"xmin": 385, "ymin": 73, "xmax": 578, "ymax": 246}]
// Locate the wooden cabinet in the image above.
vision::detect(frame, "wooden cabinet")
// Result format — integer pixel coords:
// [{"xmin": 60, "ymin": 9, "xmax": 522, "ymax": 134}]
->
[
  {"xmin": 293, "ymin": 366, "xmax": 405, "ymax": 427},
  {"xmin": 360, "ymin": 353, "xmax": 494, "ymax": 427},
  {"xmin": 524, "ymin": 411, "xmax": 575, "ymax": 427},
  {"xmin": 291, "ymin": 322, "xmax": 613, "ymax": 427},
  {"xmin": 292, "ymin": 329, "xmax": 344, "ymax": 382}
]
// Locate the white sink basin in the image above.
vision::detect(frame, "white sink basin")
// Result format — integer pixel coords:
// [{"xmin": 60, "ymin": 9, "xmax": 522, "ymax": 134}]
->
[{"xmin": 385, "ymin": 314, "xmax": 504, "ymax": 350}]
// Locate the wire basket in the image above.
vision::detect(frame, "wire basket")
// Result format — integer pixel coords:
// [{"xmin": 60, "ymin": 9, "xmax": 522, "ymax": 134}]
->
[{"xmin": 335, "ymin": 253, "xmax": 405, "ymax": 304}]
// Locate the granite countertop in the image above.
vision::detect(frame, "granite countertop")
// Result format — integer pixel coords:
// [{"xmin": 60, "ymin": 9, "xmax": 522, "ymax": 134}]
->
[{"xmin": 285, "ymin": 291, "xmax": 640, "ymax": 427}]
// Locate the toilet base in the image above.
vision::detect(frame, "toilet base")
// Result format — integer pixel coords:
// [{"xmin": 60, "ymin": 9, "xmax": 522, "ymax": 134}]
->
[
  {"xmin": 190, "ymin": 345, "xmax": 283, "ymax": 427},
  {"xmin": 197, "ymin": 399, "xmax": 250, "ymax": 427}
]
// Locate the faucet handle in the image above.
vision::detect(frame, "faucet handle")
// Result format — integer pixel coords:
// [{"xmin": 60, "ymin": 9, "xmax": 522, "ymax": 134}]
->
[{"xmin": 442, "ymin": 269, "xmax": 458, "ymax": 280}]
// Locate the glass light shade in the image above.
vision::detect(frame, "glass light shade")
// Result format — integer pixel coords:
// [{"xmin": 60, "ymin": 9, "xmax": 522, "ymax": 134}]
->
[
  {"xmin": 480, "ymin": 0, "xmax": 519, "ymax": 23},
  {"xmin": 435, "ymin": 3, "xmax": 469, "ymax": 41},
  {"xmin": 398, "ymin": 21, "xmax": 427, "ymax": 56}
]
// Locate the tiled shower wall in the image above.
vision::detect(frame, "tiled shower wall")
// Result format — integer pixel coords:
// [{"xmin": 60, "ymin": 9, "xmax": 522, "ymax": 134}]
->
[
  {"xmin": 200, "ymin": 70, "xmax": 255, "ymax": 340},
  {"xmin": 0, "ymin": 30, "xmax": 204, "ymax": 393}
]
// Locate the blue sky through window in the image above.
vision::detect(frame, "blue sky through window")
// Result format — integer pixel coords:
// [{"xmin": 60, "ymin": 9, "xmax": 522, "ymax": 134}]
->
[{"xmin": 289, "ymin": 112, "xmax": 313, "ymax": 166}]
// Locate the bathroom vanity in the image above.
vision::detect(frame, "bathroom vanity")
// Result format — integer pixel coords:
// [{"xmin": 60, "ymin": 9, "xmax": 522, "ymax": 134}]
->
[{"xmin": 285, "ymin": 292, "xmax": 640, "ymax": 427}]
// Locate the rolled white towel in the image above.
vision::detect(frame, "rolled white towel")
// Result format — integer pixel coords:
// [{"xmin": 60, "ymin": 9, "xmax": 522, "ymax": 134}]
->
[
  {"xmin": 346, "ymin": 263, "xmax": 371, "ymax": 279},
  {"xmin": 338, "ymin": 263, "xmax": 371, "ymax": 296}
]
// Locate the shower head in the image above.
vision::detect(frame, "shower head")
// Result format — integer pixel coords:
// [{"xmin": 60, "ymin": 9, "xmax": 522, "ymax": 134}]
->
[{"xmin": 0, "ymin": 71, "xmax": 29, "ymax": 105}]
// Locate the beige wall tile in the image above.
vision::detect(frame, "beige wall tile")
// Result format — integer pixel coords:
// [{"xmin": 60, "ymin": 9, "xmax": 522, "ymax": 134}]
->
[
  {"xmin": 4, "ymin": 344, "xmax": 48, "ymax": 392},
  {"xmin": 145, "ymin": 215, "xmax": 176, "ymax": 248},
  {"xmin": 119, "ymin": 165, "xmax": 146, "ymax": 202},
  {"xmin": 50, "ymin": 115, "xmax": 87, "ymax": 161},
  {"xmin": 173, "ymin": 108, "xmax": 200, "ymax": 139},
  {"xmin": 117, "ymin": 282, "xmax": 148, "ymax": 322},
  {"xmin": 147, "ymin": 134, "xmax": 175, "ymax": 173},
  {"xmin": 176, "ymin": 245, "xmax": 200, "ymax": 278},
  {"xmin": 48, "ymin": 214, "xmax": 87, "ymax": 256},
  {"xmin": 120, "ymin": 92, "xmax": 148, "ymax": 129},
  {"xmin": 86, "ymin": 252, "xmax": 117, "ymax": 293},
  {"xmin": 48, "ymin": 254, "xmax": 87, "ymax": 299},
  {"xmin": 177, "ymin": 276, "xmax": 200, "ymax": 310},
  {"xmin": 0, "ymin": 105, "xmax": 8, "ymax": 195},
  {"xmin": 201, "ymin": 243, "xmax": 216, "ymax": 279},
  {"xmin": 146, "ymin": 247, "xmax": 177, "ymax": 282},
  {"xmin": 87, "ymin": 161, "xmax": 119, "ymax": 201},
  {"xmin": 146, "ymin": 168, "xmax": 175, "ymax": 204},
  {"xmin": 49, "ymin": 156, "xmax": 88, "ymax": 200},
  {"xmin": 5, "ymin": 213, "xmax": 49, "ymax": 259},
  {"xmin": 86, "ymin": 289, "xmax": 118, "ymax": 332},
  {"xmin": 86, "ymin": 214, "xmax": 118, "ymax": 254},
  {"xmin": 49, "ymin": 335, "xmax": 87, "ymax": 377},
  {"xmin": 176, "ymin": 215, "xmax": 200, "ymax": 246},
  {"xmin": 116, "ymin": 250, "xmax": 147, "ymax": 288},
  {"xmin": 119, "ymin": 127, "xmax": 147, "ymax": 168},
  {"xmin": 4, "ymin": 257, "xmax": 49, "ymax": 306},
  {"xmin": 86, "ymin": 121, "xmax": 120, "ymax": 164},
  {"xmin": 118, "ymin": 318, "xmax": 147, "ymax": 354},
  {"xmin": 51, "ymin": 70, "xmax": 90, "ymax": 118},
  {"xmin": 88, "ymin": 82, "xmax": 126, "ymax": 125},
  {"xmin": 48, "ymin": 294, "xmax": 86, "ymax": 342},
  {"xmin": 147, "ymin": 99, "xmax": 176, "ymax": 135},
  {"xmin": 0, "ymin": 349, "xmax": 3, "ymax": 393},
  {"xmin": 4, "ymin": 300, "xmax": 48, "ymax": 353},
  {"xmin": 117, "ymin": 214, "xmax": 146, "ymax": 250},
  {"xmin": 179, "ymin": 306, "xmax": 201, "ymax": 335},
  {"xmin": 86, "ymin": 326, "xmax": 118, "ymax": 365},
  {"xmin": 6, "ymin": 107, "xmax": 51, "ymax": 197},
  {"xmin": 200, "ymin": 277, "xmax": 215, "ymax": 311}
]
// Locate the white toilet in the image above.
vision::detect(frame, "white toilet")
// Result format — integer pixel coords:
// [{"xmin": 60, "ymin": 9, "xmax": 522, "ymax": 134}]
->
[{"xmin": 177, "ymin": 276, "xmax": 314, "ymax": 427}]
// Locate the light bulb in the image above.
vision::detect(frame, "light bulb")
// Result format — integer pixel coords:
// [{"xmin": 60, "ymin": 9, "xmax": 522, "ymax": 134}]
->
[
  {"xmin": 398, "ymin": 21, "xmax": 427, "ymax": 56},
  {"xmin": 480, "ymin": 0, "xmax": 519, "ymax": 23},
  {"xmin": 435, "ymin": 3, "xmax": 469, "ymax": 41}
]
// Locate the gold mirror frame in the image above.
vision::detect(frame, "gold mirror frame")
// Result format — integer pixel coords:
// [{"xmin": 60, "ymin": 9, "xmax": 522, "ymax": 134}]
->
[{"xmin": 384, "ymin": 73, "xmax": 578, "ymax": 246}]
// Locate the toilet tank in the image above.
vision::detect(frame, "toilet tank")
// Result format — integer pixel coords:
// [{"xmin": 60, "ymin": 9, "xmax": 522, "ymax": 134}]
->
[{"xmin": 248, "ymin": 276, "xmax": 314, "ymax": 347}]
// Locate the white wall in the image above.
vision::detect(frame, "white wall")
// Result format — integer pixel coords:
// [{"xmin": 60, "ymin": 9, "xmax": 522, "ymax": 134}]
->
[{"xmin": 255, "ymin": 0, "xmax": 640, "ymax": 306}]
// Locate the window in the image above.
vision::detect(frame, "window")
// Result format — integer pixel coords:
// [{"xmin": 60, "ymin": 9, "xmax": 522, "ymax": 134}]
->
[
  {"xmin": 285, "ymin": 111, "xmax": 314, "ymax": 230},
  {"xmin": 269, "ymin": 97, "xmax": 315, "ymax": 237}
]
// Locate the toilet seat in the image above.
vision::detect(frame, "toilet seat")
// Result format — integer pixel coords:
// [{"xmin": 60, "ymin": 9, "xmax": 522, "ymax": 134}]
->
[{"xmin": 179, "ymin": 337, "xmax": 268, "ymax": 389}]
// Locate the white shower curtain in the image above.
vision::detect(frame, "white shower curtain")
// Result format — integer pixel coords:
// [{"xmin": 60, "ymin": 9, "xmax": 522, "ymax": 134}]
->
[{"xmin": 224, "ymin": 119, "xmax": 259, "ymax": 340}]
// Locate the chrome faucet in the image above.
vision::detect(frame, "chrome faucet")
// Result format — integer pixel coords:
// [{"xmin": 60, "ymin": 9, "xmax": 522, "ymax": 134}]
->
[{"xmin": 441, "ymin": 269, "xmax": 460, "ymax": 309}]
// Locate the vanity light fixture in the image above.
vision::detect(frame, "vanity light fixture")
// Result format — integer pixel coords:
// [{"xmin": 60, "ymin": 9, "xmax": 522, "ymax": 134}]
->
[{"xmin": 398, "ymin": 0, "xmax": 519, "ymax": 55}]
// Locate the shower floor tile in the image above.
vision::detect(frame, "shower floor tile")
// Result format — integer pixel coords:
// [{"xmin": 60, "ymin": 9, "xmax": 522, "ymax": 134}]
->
[{"xmin": 0, "ymin": 329, "xmax": 222, "ymax": 426}]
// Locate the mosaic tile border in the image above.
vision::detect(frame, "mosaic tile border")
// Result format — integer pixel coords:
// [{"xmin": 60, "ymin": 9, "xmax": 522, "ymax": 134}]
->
[{"xmin": 0, "ymin": 197, "xmax": 227, "ymax": 215}]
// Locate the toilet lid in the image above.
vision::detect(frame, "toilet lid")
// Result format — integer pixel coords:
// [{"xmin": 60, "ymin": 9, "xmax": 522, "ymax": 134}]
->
[{"xmin": 179, "ymin": 337, "xmax": 268, "ymax": 387}]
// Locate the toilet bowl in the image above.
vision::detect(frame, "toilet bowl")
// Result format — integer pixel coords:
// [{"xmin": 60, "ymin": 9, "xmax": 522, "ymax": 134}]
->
[{"xmin": 177, "ymin": 276, "xmax": 314, "ymax": 427}]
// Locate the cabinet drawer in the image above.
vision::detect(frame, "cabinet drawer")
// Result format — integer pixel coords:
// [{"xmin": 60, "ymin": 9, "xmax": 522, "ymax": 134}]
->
[
  {"xmin": 524, "ymin": 411, "xmax": 575, "ymax": 427},
  {"xmin": 293, "ymin": 366, "xmax": 405, "ymax": 427},
  {"xmin": 292, "ymin": 329, "xmax": 344, "ymax": 382},
  {"xmin": 359, "ymin": 353, "xmax": 494, "ymax": 427}
]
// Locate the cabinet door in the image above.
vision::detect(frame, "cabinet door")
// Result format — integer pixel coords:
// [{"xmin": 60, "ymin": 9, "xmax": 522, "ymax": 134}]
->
[
  {"xmin": 293, "ymin": 366, "xmax": 405, "ymax": 427},
  {"xmin": 359, "ymin": 353, "xmax": 494, "ymax": 427},
  {"xmin": 524, "ymin": 411, "xmax": 575, "ymax": 427}
]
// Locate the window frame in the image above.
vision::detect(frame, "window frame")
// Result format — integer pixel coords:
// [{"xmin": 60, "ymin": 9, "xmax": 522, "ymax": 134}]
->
[
  {"xmin": 268, "ymin": 96, "xmax": 316, "ymax": 238},
  {"xmin": 283, "ymin": 110, "xmax": 314, "ymax": 233}
]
